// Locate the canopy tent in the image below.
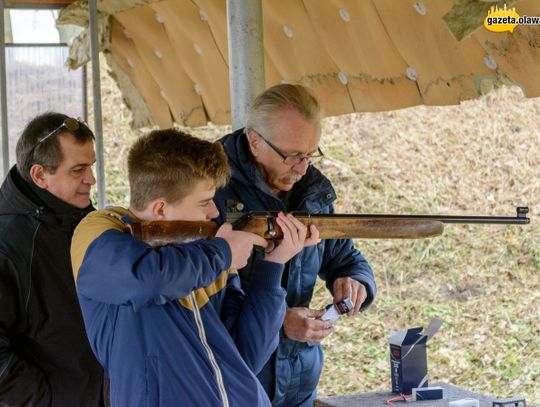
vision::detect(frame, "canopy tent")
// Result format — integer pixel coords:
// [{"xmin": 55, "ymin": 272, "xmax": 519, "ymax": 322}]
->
[
  {"xmin": 2, "ymin": 0, "xmax": 540, "ymax": 206},
  {"xmin": 56, "ymin": 0, "xmax": 540, "ymax": 129}
]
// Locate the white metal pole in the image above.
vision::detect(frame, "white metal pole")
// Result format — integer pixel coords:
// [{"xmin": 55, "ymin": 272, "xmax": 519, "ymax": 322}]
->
[
  {"xmin": 88, "ymin": 0, "xmax": 106, "ymax": 208},
  {"xmin": 0, "ymin": 2, "xmax": 9, "ymax": 179},
  {"xmin": 226, "ymin": 0, "xmax": 265, "ymax": 131}
]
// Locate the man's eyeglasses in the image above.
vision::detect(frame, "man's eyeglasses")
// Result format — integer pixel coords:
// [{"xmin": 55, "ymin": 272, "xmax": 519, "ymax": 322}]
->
[
  {"xmin": 253, "ymin": 130, "xmax": 324, "ymax": 166},
  {"xmin": 25, "ymin": 117, "xmax": 83, "ymax": 168}
]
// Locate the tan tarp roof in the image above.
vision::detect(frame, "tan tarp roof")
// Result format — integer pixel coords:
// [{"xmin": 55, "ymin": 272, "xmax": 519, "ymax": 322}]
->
[{"xmin": 58, "ymin": 0, "xmax": 540, "ymax": 128}]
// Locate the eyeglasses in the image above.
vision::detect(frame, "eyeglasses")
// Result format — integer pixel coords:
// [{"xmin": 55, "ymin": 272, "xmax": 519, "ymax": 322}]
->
[
  {"xmin": 37, "ymin": 117, "xmax": 81, "ymax": 146},
  {"xmin": 25, "ymin": 117, "xmax": 83, "ymax": 168},
  {"xmin": 253, "ymin": 130, "xmax": 324, "ymax": 166}
]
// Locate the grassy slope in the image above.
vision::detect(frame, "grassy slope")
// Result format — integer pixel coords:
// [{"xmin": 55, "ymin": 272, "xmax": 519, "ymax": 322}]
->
[
  {"xmin": 314, "ymin": 86, "xmax": 539, "ymax": 402},
  {"xmin": 97, "ymin": 68, "xmax": 539, "ymax": 402}
]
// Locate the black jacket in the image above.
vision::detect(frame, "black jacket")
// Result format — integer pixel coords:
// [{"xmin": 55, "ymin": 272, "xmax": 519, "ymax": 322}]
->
[{"xmin": 0, "ymin": 166, "xmax": 104, "ymax": 407}]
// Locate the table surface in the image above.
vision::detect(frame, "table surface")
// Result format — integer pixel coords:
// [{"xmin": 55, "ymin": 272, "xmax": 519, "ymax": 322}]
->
[{"xmin": 314, "ymin": 382, "xmax": 535, "ymax": 407}]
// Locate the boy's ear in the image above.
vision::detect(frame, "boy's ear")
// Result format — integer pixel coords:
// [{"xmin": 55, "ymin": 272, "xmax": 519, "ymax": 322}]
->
[{"xmin": 148, "ymin": 198, "xmax": 167, "ymax": 220}]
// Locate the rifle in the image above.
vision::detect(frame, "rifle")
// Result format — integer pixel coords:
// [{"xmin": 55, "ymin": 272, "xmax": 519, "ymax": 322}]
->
[{"xmin": 127, "ymin": 207, "xmax": 530, "ymax": 247}]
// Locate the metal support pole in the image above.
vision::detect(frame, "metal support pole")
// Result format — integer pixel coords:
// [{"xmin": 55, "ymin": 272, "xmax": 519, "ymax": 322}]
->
[
  {"xmin": 82, "ymin": 64, "xmax": 88, "ymax": 122},
  {"xmin": 0, "ymin": 2, "xmax": 9, "ymax": 179},
  {"xmin": 88, "ymin": 0, "xmax": 106, "ymax": 208},
  {"xmin": 226, "ymin": 0, "xmax": 265, "ymax": 131}
]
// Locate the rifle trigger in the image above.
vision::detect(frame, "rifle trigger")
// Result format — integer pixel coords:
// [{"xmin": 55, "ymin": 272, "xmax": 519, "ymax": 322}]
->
[{"xmin": 266, "ymin": 216, "xmax": 276, "ymax": 238}]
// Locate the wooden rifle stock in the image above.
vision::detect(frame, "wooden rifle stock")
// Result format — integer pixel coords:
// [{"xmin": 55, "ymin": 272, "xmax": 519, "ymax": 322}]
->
[
  {"xmin": 127, "ymin": 207, "xmax": 529, "ymax": 247},
  {"xmin": 128, "ymin": 220, "xmax": 219, "ymax": 247}
]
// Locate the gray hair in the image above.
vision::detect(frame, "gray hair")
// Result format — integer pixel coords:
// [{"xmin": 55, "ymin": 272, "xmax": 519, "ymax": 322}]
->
[{"xmin": 245, "ymin": 84, "xmax": 322, "ymax": 139}]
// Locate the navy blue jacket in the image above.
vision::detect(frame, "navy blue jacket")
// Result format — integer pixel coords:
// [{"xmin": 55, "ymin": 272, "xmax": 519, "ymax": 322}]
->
[
  {"xmin": 72, "ymin": 207, "xmax": 287, "ymax": 407},
  {"xmin": 215, "ymin": 129, "xmax": 377, "ymax": 406}
]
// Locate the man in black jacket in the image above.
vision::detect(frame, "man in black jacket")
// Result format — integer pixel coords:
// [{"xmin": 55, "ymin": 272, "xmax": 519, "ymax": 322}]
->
[{"xmin": 0, "ymin": 112, "xmax": 104, "ymax": 406}]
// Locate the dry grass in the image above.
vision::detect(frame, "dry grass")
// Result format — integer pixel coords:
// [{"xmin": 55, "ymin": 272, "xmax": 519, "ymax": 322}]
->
[
  {"xmin": 95, "ymin": 65, "xmax": 540, "ymax": 403},
  {"xmin": 314, "ymin": 86, "xmax": 540, "ymax": 403}
]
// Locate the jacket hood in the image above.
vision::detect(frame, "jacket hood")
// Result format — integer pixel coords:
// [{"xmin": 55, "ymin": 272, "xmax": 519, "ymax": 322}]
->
[
  {"xmin": 0, "ymin": 166, "xmax": 41, "ymax": 215},
  {"xmin": 220, "ymin": 129, "xmax": 336, "ymax": 211}
]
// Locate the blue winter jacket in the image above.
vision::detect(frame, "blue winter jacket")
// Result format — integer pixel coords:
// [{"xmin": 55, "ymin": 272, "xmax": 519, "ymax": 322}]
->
[
  {"xmin": 215, "ymin": 129, "xmax": 377, "ymax": 406},
  {"xmin": 71, "ymin": 207, "xmax": 287, "ymax": 407}
]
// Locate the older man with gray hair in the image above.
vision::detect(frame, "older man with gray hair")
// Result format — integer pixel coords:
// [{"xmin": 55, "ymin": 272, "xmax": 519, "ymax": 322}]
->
[{"xmin": 215, "ymin": 84, "xmax": 377, "ymax": 407}]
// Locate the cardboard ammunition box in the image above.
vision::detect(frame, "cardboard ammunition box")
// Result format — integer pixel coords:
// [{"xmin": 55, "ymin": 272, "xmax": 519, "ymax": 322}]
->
[{"xmin": 388, "ymin": 319, "xmax": 442, "ymax": 395}]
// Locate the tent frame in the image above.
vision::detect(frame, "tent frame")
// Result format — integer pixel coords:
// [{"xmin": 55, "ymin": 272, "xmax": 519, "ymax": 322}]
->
[{"xmin": 1, "ymin": 0, "xmax": 264, "ymax": 207}]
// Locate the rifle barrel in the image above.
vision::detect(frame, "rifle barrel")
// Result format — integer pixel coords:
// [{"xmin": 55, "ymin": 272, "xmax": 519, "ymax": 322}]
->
[{"xmin": 228, "ymin": 206, "xmax": 530, "ymax": 225}]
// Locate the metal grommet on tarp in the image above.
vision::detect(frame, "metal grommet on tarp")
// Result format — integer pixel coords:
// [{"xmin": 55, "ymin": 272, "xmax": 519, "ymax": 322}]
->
[
  {"xmin": 484, "ymin": 55, "xmax": 498, "ymax": 70},
  {"xmin": 406, "ymin": 67, "xmax": 418, "ymax": 81},
  {"xmin": 339, "ymin": 8, "xmax": 350, "ymax": 22},
  {"xmin": 338, "ymin": 71, "xmax": 348, "ymax": 85},
  {"xmin": 155, "ymin": 13, "xmax": 164, "ymax": 24},
  {"xmin": 199, "ymin": 9, "xmax": 208, "ymax": 22},
  {"xmin": 414, "ymin": 2, "xmax": 427, "ymax": 16},
  {"xmin": 283, "ymin": 25, "xmax": 294, "ymax": 38}
]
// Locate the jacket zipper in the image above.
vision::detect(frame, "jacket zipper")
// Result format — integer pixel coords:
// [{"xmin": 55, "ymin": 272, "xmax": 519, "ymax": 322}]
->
[{"xmin": 189, "ymin": 293, "xmax": 230, "ymax": 407}]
